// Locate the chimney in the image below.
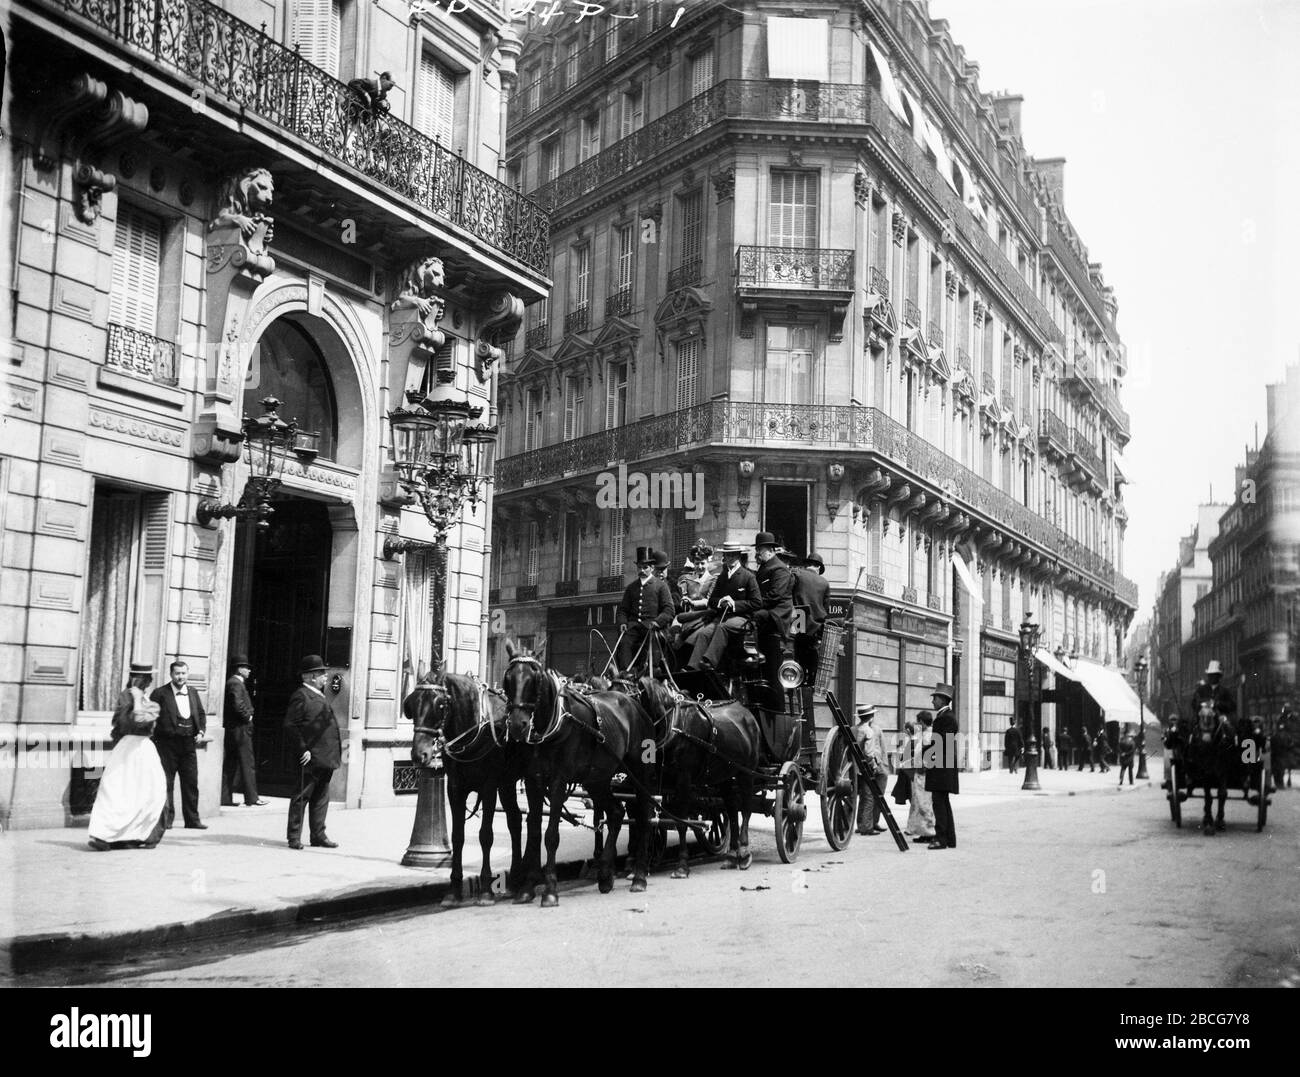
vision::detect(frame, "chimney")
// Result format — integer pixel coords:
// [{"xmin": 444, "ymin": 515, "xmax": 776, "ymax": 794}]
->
[
  {"xmin": 992, "ymin": 93, "xmax": 1024, "ymax": 135},
  {"xmin": 1036, "ymin": 156, "xmax": 1065, "ymax": 203}
]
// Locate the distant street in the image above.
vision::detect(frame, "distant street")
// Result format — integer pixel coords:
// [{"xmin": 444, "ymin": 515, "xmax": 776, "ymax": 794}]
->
[{"xmin": 42, "ymin": 783, "xmax": 1300, "ymax": 989}]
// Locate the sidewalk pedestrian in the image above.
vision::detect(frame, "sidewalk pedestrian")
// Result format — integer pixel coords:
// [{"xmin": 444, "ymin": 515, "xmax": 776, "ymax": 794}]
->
[
  {"xmin": 1117, "ymin": 728, "xmax": 1136, "ymax": 786},
  {"xmin": 1080, "ymin": 727, "xmax": 1094, "ymax": 772},
  {"xmin": 1093, "ymin": 730, "xmax": 1110, "ymax": 773},
  {"xmin": 905, "ymin": 711, "xmax": 937, "ymax": 841},
  {"xmin": 924, "ymin": 683, "xmax": 959, "ymax": 850},
  {"xmin": 285, "ymin": 655, "xmax": 342, "ymax": 850},
  {"xmin": 150, "ymin": 660, "xmax": 208, "ymax": 829},
  {"xmin": 1057, "ymin": 727, "xmax": 1072, "ymax": 772},
  {"xmin": 88, "ymin": 662, "xmax": 167, "ymax": 851},
  {"xmin": 853, "ymin": 703, "xmax": 887, "ymax": 836},
  {"xmin": 1004, "ymin": 720, "xmax": 1023, "ymax": 774},
  {"xmin": 222, "ymin": 655, "xmax": 267, "ymax": 807},
  {"xmin": 1041, "ymin": 725, "xmax": 1054, "ymax": 769}
]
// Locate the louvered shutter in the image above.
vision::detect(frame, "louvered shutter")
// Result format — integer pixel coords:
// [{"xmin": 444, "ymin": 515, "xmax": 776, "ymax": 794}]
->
[
  {"xmin": 617, "ymin": 226, "xmax": 634, "ymax": 290},
  {"xmin": 680, "ymin": 192, "xmax": 702, "ymax": 265},
  {"xmin": 690, "ymin": 49, "xmax": 714, "ymax": 96},
  {"xmin": 418, "ymin": 50, "xmax": 456, "ymax": 144},
  {"xmin": 109, "ymin": 204, "xmax": 162, "ymax": 335},
  {"xmin": 574, "ymin": 246, "xmax": 590, "ymax": 306},
  {"xmin": 770, "ymin": 171, "xmax": 817, "ymax": 248},
  {"xmin": 606, "ymin": 362, "xmax": 627, "ymax": 429},
  {"xmin": 608, "ymin": 509, "xmax": 624, "ymax": 575},
  {"xmin": 134, "ymin": 493, "xmax": 170, "ymax": 668},
  {"xmin": 527, "ymin": 522, "xmax": 540, "ymax": 582},
  {"xmin": 676, "ymin": 339, "xmax": 698, "ymax": 410},
  {"xmin": 296, "ymin": 0, "xmax": 341, "ymax": 77}
]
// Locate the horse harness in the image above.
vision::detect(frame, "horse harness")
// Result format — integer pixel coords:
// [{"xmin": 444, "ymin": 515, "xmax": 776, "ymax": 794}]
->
[{"xmin": 410, "ymin": 677, "xmax": 509, "ymax": 764}]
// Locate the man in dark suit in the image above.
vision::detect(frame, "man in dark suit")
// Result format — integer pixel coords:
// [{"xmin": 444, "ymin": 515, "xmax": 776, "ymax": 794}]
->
[
  {"xmin": 1004, "ymin": 719, "xmax": 1023, "ymax": 774},
  {"xmin": 689, "ymin": 543, "xmax": 761, "ymax": 671},
  {"xmin": 924, "ymin": 681, "xmax": 959, "ymax": 849},
  {"xmin": 221, "ymin": 655, "xmax": 266, "ymax": 807},
  {"xmin": 285, "ymin": 654, "xmax": 343, "ymax": 849},
  {"xmin": 150, "ymin": 660, "xmax": 208, "ymax": 829},
  {"xmin": 750, "ymin": 532, "xmax": 794, "ymax": 704},
  {"xmin": 792, "ymin": 551, "xmax": 830, "ymax": 745},
  {"xmin": 1056, "ymin": 727, "xmax": 1071, "ymax": 772},
  {"xmin": 1040, "ymin": 725, "xmax": 1054, "ymax": 769},
  {"xmin": 615, "ymin": 547, "xmax": 676, "ymax": 672}
]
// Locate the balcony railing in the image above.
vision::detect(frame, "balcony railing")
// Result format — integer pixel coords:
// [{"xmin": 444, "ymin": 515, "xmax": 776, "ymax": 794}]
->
[
  {"xmin": 903, "ymin": 299, "xmax": 923, "ymax": 328},
  {"xmin": 1039, "ymin": 409, "xmax": 1069, "ymax": 451},
  {"xmin": 496, "ymin": 400, "xmax": 1137, "ymax": 606},
  {"xmin": 605, "ymin": 287, "xmax": 632, "ymax": 318},
  {"xmin": 564, "ymin": 305, "xmax": 590, "ymax": 335},
  {"xmin": 667, "ymin": 258, "xmax": 703, "ymax": 292},
  {"xmin": 956, "ymin": 348, "xmax": 972, "ymax": 374},
  {"xmin": 927, "ymin": 321, "xmax": 944, "ymax": 347},
  {"xmin": 1093, "ymin": 379, "xmax": 1131, "ymax": 440},
  {"xmin": 1072, "ymin": 428, "xmax": 1104, "ymax": 476},
  {"xmin": 525, "ymin": 323, "xmax": 550, "ymax": 350},
  {"xmin": 47, "ymin": 0, "xmax": 550, "ymax": 274},
  {"xmin": 104, "ymin": 323, "xmax": 178, "ymax": 386},
  {"xmin": 1046, "ymin": 217, "xmax": 1110, "ymax": 328},
  {"xmin": 735, "ymin": 246, "xmax": 854, "ymax": 290},
  {"xmin": 868, "ymin": 266, "xmax": 890, "ymax": 297},
  {"xmin": 981, "ymin": 370, "xmax": 996, "ymax": 394}
]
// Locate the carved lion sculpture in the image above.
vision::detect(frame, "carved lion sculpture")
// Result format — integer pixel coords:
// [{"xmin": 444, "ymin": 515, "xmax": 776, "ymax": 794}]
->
[
  {"xmin": 391, "ymin": 255, "xmax": 445, "ymax": 321},
  {"xmin": 210, "ymin": 167, "xmax": 275, "ymax": 244}
]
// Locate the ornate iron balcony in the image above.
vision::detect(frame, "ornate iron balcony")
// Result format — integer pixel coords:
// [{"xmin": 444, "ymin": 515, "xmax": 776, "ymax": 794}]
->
[
  {"xmin": 928, "ymin": 321, "xmax": 944, "ymax": 347},
  {"xmin": 981, "ymin": 370, "xmax": 996, "ymax": 394},
  {"xmin": 105, "ymin": 323, "xmax": 178, "ymax": 386},
  {"xmin": 1072, "ymin": 428, "xmax": 1103, "ymax": 476},
  {"xmin": 956, "ymin": 348, "xmax": 972, "ymax": 374},
  {"xmin": 903, "ymin": 299, "xmax": 923, "ymax": 328},
  {"xmin": 1039, "ymin": 410, "xmax": 1070, "ymax": 452},
  {"xmin": 556, "ymin": 579, "xmax": 580, "ymax": 597},
  {"xmin": 525, "ymin": 323, "xmax": 550, "ymax": 350},
  {"xmin": 734, "ymin": 246, "xmax": 853, "ymax": 290},
  {"xmin": 46, "ymin": 0, "xmax": 550, "ymax": 275},
  {"xmin": 667, "ymin": 259, "xmax": 703, "ymax": 292},
  {"xmin": 868, "ymin": 266, "xmax": 890, "ymax": 297},
  {"xmin": 605, "ymin": 287, "xmax": 633, "ymax": 318},
  {"xmin": 564, "ymin": 305, "xmax": 590, "ymax": 335}
]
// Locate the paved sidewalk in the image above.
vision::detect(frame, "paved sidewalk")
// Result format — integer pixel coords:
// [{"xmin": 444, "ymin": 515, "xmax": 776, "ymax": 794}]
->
[{"xmin": 1, "ymin": 764, "xmax": 1153, "ymax": 975}]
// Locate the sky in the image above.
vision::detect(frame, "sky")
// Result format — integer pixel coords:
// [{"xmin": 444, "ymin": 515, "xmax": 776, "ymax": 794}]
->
[{"xmin": 925, "ymin": 0, "xmax": 1300, "ymax": 627}]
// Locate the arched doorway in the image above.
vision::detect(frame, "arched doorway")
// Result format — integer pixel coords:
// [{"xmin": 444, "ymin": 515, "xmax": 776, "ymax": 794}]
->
[{"xmin": 227, "ymin": 313, "xmax": 353, "ymax": 796}]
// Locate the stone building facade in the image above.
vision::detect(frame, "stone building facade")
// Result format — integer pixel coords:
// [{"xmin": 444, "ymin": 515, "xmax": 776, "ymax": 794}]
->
[
  {"xmin": 1, "ymin": 0, "xmax": 550, "ymax": 828},
  {"xmin": 490, "ymin": 0, "xmax": 1138, "ymax": 766}
]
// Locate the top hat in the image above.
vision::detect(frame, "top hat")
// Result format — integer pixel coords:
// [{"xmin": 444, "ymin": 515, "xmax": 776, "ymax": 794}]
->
[
  {"xmin": 855, "ymin": 703, "xmax": 876, "ymax": 720},
  {"xmin": 128, "ymin": 661, "xmax": 155, "ymax": 676},
  {"xmin": 229, "ymin": 654, "xmax": 252, "ymax": 669},
  {"xmin": 652, "ymin": 549, "xmax": 670, "ymax": 569},
  {"xmin": 803, "ymin": 552, "xmax": 825, "ymax": 573},
  {"xmin": 300, "ymin": 654, "xmax": 328, "ymax": 674},
  {"xmin": 634, "ymin": 546, "xmax": 654, "ymax": 565},
  {"xmin": 753, "ymin": 532, "xmax": 779, "ymax": 549},
  {"xmin": 931, "ymin": 681, "xmax": 954, "ymax": 701},
  {"xmin": 718, "ymin": 542, "xmax": 747, "ymax": 556},
  {"xmin": 1205, "ymin": 660, "xmax": 1223, "ymax": 676}
]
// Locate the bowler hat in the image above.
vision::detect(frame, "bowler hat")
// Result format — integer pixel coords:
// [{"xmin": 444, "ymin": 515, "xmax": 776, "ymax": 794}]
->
[
  {"xmin": 652, "ymin": 548, "xmax": 670, "ymax": 569},
  {"xmin": 300, "ymin": 654, "xmax": 328, "ymax": 674},
  {"xmin": 634, "ymin": 546, "xmax": 654, "ymax": 565},
  {"xmin": 931, "ymin": 681, "xmax": 954, "ymax": 701},
  {"xmin": 754, "ymin": 532, "xmax": 779, "ymax": 549},
  {"xmin": 803, "ymin": 552, "xmax": 825, "ymax": 573},
  {"xmin": 128, "ymin": 661, "xmax": 154, "ymax": 676},
  {"xmin": 229, "ymin": 654, "xmax": 251, "ymax": 669}
]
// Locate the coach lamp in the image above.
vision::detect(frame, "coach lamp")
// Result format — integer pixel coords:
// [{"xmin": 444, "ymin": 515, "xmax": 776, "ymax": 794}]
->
[
  {"xmin": 1017, "ymin": 612, "xmax": 1043, "ymax": 791},
  {"xmin": 778, "ymin": 659, "xmax": 805, "ymax": 691},
  {"xmin": 196, "ymin": 396, "xmax": 309, "ymax": 530}
]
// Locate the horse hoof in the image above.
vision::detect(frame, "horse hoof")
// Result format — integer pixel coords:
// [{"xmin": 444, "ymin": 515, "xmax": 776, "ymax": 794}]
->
[
  {"xmin": 670, "ymin": 865, "xmax": 690, "ymax": 879},
  {"xmin": 475, "ymin": 893, "xmax": 496, "ymax": 908},
  {"xmin": 598, "ymin": 875, "xmax": 614, "ymax": 894},
  {"xmin": 630, "ymin": 878, "xmax": 648, "ymax": 893},
  {"xmin": 738, "ymin": 849, "xmax": 753, "ymax": 871},
  {"xmin": 512, "ymin": 889, "xmax": 535, "ymax": 905},
  {"xmin": 720, "ymin": 858, "xmax": 739, "ymax": 871},
  {"xmin": 541, "ymin": 892, "xmax": 560, "ymax": 908},
  {"xmin": 440, "ymin": 894, "xmax": 462, "ymax": 909},
  {"xmin": 1216, "ymin": 820, "xmax": 1226, "ymax": 831}
]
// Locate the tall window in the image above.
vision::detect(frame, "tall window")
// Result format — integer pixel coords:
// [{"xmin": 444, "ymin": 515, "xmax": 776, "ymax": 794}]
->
[
  {"xmin": 572, "ymin": 244, "xmax": 590, "ymax": 309},
  {"xmin": 109, "ymin": 204, "xmax": 162, "ymax": 334},
  {"xmin": 563, "ymin": 375, "xmax": 585, "ymax": 440},
  {"xmin": 417, "ymin": 50, "xmax": 457, "ymax": 144},
  {"xmin": 690, "ymin": 48, "xmax": 715, "ymax": 96},
  {"xmin": 525, "ymin": 388, "xmax": 543, "ymax": 451},
  {"xmin": 905, "ymin": 232, "xmax": 920, "ymax": 307},
  {"xmin": 541, "ymin": 137, "xmax": 561, "ymax": 182},
  {"xmin": 525, "ymin": 521, "xmax": 540, "ymax": 583},
  {"xmin": 523, "ymin": 63, "xmax": 540, "ymax": 113},
  {"xmin": 929, "ymin": 257, "xmax": 942, "ymax": 327},
  {"xmin": 769, "ymin": 170, "xmax": 818, "ymax": 248},
  {"xmin": 675, "ymin": 338, "xmax": 699, "ymax": 409},
  {"xmin": 296, "ymin": 0, "xmax": 342, "ymax": 77},
  {"xmin": 620, "ymin": 86, "xmax": 643, "ymax": 137},
  {"xmin": 765, "ymin": 324, "xmax": 814, "ymax": 404},
  {"xmin": 1001, "ymin": 333, "xmax": 1013, "ymax": 397},
  {"xmin": 80, "ymin": 486, "xmax": 170, "ymax": 711},
  {"xmin": 562, "ymin": 513, "xmax": 581, "ymax": 580},
  {"xmin": 981, "ymin": 314, "xmax": 995, "ymax": 382},
  {"xmin": 606, "ymin": 361, "xmax": 628, "ymax": 428},
  {"xmin": 870, "ymin": 198, "xmax": 889, "ymax": 275},
  {"xmin": 607, "ymin": 509, "xmax": 625, "ymax": 576},
  {"xmin": 679, "ymin": 190, "xmax": 702, "ymax": 270},
  {"xmin": 564, "ymin": 38, "xmax": 579, "ymax": 87},
  {"xmin": 614, "ymin": 223, "xmax": 635, "ymax": 295},
  {"xmin": 580, "ymin": 112, "xmax": 601, "ymax": 161},
  {"xmin": 604, "ymin": 19, "xmax": 620, "ymax": 61}
]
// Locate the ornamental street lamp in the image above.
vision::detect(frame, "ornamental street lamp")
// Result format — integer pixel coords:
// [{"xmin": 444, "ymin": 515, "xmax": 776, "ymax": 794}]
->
[
  {"xmin": 1134, "ymin": 653, "xmax": 1150, "ymax": 779},
  {"xmin": 1018, "ymin": 612, "xmax": 1043, "ymax": 791},
  {"xmin": 389, "ymin": 378, "xmax": 498, "ymax": 868},
  {"xmin": 196, "ymin": 396, "xmax": 316, "ymax": 529}
]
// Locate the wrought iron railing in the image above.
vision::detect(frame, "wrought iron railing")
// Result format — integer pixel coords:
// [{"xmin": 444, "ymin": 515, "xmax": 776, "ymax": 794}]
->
[
  {"xmin": 1093, "ymin": 378, "xmax": 1131, "ymax": 439},
  {"xmin": 956, "ymin": 348, "xmax": 972, "ymax": 374},
  {"xmin": 596, "ymin": 573, "xmax": 624, "ymax": 593},
  {"xmin": 1072, "ymin": 428, "xmax": 1103, "ymax": 476},
  {"xmin": 868, "ymin": 267, "xmax": 890, "ymax": 297},
  {"xmin": 46, "ymin": 0, "xmax": 550, "ymax": 274},
  {"xmin": 734, "ymin": 246, "xmax": 854, "ymax": 290},
  {"xmin": 556, "ymin": 579, "xmax": 580, "ymax": 597},
  {"xmin": 516, "ymin": 584, "xmax": 538, "ymax": 602},
  {"xmin": 564, "ymin": 305, "xmax": 590, "ymax": 335},
  {"xmin": 981, "ymin": 370, "xmax": 996, "ymax": 394},
  {"xmin": 1039, "ymin": 410, "xmax": 1069, "ymax": 450},
  {"xmin": 104, "ymin": 322, "xmax": 178, "ymax": 386},
  {"xmin": 496, "ymin": 400, "xmax": 1137, "ymax": 605},
  {"xmin": 605, "ymin": 287, "xmax": 633, "ymax": 318},
  {"xmin": 1000, "ymin": 388, "xmax": 1015, "ymax": 412},
  {"xmin": 667, "ymin": 258, "xmax": 702, "ymax": 292},
  {"xmin": 927, "ymin": 321, "xmax": 944, "ymax": 347},
  {"xmin": 903, "ymin": 299, "xmax": 923, "ymax": 327},
  {"xmin": 524, "ymin": 323, "xmax": 550, "ymax": 350},
  {"xmin": 1046, "ymin": 217, "xmax": 1110, "ymax": 328}
]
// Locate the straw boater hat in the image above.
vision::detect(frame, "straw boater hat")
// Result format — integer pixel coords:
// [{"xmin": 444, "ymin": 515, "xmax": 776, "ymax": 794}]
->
[
  {"xmin": 128, "ymin": 661, "xmax": 154, "ymax": 676},
  {"xmin": 1205, "ymin": 660, "xmax": 1223, "ymax": 676},
  {"xmin": 718, "ymin": 542, "xmax": 748, "ymax": 557},
  {"xmin": 855, "ymin": 703, "xmax": 876, "ymax": 721}
]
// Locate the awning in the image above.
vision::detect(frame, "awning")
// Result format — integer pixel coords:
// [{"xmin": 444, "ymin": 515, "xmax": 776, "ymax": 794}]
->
[
  {"xmin": 921, "ymin": 114, "xmax": 959, "ymax": 193},
  {"xmin": 867, "ymin": 40, "xmax": 909, "ymax": 123},
  {"xmin": 954, "ymin": 156, "xmax": 988, "ymax": 219},
  {"xmin": 951, "ymin": 552, "xmax": 979, "ymax": 599},
  {"xmin": 768, "ymin": 17, "xmax": 830, "ymax": 81},
  {"xmin": 900, "ymin": 88, "xmax": 927, "ymax": 146},
  {"xmin": 1043, "ymin": 655, "xmax": 1142, "ymax": 727}
]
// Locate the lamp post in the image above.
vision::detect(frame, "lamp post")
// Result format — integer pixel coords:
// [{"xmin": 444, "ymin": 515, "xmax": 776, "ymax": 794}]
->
[
  {"xmin": 1134, "ymin": 653, "xmax": 1150, "ymax": 779},
  {"xmin": 389, "ymin": 380, "xmax": 498, "ymax": 868},
  {"xmin": 1018, "ymin": 612, "xmax": 1042, "ymax": 791}
]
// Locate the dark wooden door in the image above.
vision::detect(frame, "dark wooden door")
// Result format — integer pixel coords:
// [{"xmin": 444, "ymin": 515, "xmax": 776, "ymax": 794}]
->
[{"xmin": 246, "ymin": 500, "xmax": 331, "ymax": 796}]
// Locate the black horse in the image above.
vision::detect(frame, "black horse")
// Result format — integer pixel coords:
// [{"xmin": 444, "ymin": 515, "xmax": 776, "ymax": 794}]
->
[
  {"xmin": 406, "ymin": 672, "xmax": 525, "ymax": 906},
  {"xmin": 502, "ymin": 642, "xmax": 655, "ymax": 907},
  {"xmin": 638, "ymin": 675, "xmax": 758, "ymax": 875},
  {"xmin": 1176, "ymin": 701, "xmax": 1238, "ymax": 833}
]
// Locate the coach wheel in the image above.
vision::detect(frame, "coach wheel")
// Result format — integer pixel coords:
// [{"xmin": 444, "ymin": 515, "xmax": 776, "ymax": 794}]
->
[
  {"xmin": 774, "ymin": 761, "xmax": 807, "ymax": 864},
  {"xmin": 818, "ymin": 725, "xmax": 858, "ymax": 852},
  {"xmin": 1168, "ymin": 759, "xmax": 1182, "ymax": 828},
  {"xmin": 1257, "ymin": 755, "xmax": 1269, "ymax": 832},
  {"xmin": 700, "ymin": 809, "xmax": 730, "ymax": 857}
]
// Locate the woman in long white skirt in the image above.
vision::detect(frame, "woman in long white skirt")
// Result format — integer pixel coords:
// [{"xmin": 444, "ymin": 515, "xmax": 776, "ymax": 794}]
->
[{"xmin": 88, "ymin": 662, "xmax": 167, "ymax": 850}]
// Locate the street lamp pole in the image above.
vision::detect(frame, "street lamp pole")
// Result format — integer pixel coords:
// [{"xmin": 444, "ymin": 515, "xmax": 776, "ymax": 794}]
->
[
  {"xmin": 1018, "ymin": 612, "xmax": 1042, "ymax": 792},
  {"xmin": 1134, "ymin": 653, "xmax": 1150, "ymax": 780}
]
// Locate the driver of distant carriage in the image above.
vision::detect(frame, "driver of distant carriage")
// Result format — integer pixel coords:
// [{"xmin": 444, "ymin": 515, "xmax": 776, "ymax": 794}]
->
[
  {"xmin": 749, "ymin": 533, "xmax": 795, "ymax": 702},
  {"xmin": 686, "ymin": 542, "xmax": 761, "ymax": 672},
  {"xmin": 616, "ymin": 546, "xmax": 676, "ymax": 673},
  {"xmin": 1190, "ymin": 660, "xmax": 1236, "ymax": 722}
]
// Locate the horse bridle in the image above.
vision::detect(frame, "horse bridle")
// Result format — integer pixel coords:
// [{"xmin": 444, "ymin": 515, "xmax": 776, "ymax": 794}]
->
[
  {"xmin": 505, "ymin": 655, "xmax": 569, "ymax": 745},
  {"xmin": 409, "ymin": 678, "xmax": 506, "ymax": 760}
]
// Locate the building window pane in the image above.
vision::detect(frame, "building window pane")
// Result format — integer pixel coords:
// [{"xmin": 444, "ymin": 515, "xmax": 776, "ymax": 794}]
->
[
  {"xmin": 563, "ymin": 375, "xmax": 585, "ymax": 440},
  {"xmin": 417, "ymin": 49, "xmax": 457, "ymax": 144},
  {"xmin": 690, "ymin": 48, "xmax": 714, "ymax": 96},
  {"xmin": 769, "ymin": 170, "xmax": 818, "ymax": 248},
  {"xmin": 676, "ymin": 338, "xmax": 699, "ymax": 409},
  {"xmin": 109, "ymin": 204, "xmax": 162, "ymax": 335},
  {"xmin": 606, "ymin": 361, "xmax": 628, "ymax": 428},
  {"xmin": 764, "ymin": 324, "xmax": 814, "ymax": 404}
]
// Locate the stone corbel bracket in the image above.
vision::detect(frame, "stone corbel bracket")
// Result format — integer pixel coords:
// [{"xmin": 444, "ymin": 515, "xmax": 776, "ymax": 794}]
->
[
  {"xmin": 476, "ymin": 291, "xmax": 525, "ymax": 382},
  {"xmin": 35, "ymin": 73, "xmax": 149, "ymax": 224}
]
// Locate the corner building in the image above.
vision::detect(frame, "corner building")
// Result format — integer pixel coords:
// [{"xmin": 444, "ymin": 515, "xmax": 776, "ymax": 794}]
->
[
  {"xmin": 1, "ymin": 0, "xmax": 551, "ymax": 827},
  {"xmin": 491, "ymin": 0, "xmax": 1137, "ymax": 767}
]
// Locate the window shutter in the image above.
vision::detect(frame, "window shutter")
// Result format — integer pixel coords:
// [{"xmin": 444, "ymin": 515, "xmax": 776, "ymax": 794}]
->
[
  {"xmin": 608, "ymin": 509, "xmax": 624, "ymax": 575},
  {"xmin": 680, "ymin": 191, "xmax": 702, "ymax": 265},
  {"xmin": 769, "ymin": 171, "xmax": 817, "ymax": 248},
  {"xmin": 527, "ymin": 521, "xmax": 540, "ymax": 582},
  {"xmin": 296, "ymin": 0, "xmax": 341, "ymax": 77},
  {"xmin": 605, "ymin": 363, "xmax": 626, "ymax": 429},
  {"xmin": 574, "ymin": 246, "xmax": 590, "ymax": 306},
  {"xmin": 109, "ymin": 204, "xmax": 162, "ymax": 335},
  {"xmin": 617, "ymin": 226, "xmax": 634, "ymax": 290},
  {"xmin": 134, "ymin": 493, "xmax": 170, "ymax": 668},
  {"xmin": 676, "ymin": 339, "xmax": 699, "ymax": 410},
  {"xmin": 690, "ymin": 49, "xmax": 714, "ymax": 96},
  {"xmin": 418, "ymin": 50, "xmax": 456, "ymax": 144}
]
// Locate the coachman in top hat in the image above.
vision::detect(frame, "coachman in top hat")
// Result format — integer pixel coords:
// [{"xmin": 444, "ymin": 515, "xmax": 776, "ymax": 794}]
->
[{"xmin": 615, "ymin": 547, "xmax": 675, "ymax": 672}]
